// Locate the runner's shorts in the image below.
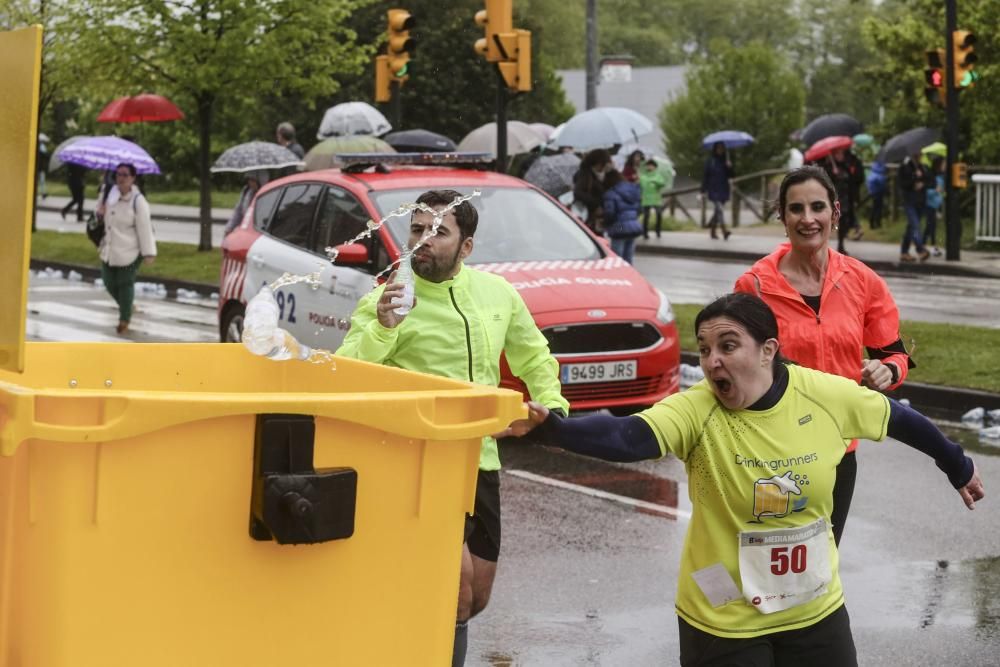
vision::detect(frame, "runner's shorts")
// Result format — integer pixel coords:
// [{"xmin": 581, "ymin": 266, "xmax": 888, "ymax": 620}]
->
[{"xmin": 463, "ymin": 470, "xmax": 501, "ymax": 562}]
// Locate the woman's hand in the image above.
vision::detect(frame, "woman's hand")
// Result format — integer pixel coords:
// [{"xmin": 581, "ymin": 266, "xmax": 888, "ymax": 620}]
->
[
  {"xmin": 959, "ymin": 463, "xmax": 985, "ymax": 509},
  {"xmin": 143, "ymin": 256, "xmax": 155, "ymax": 265},
  {"xmin": 491, "ymin": 401, "xmax": 551, "ymax": 439},
  {"xmin": 861, "ymin": 359, "xmax": 893, "ymax": 390}
]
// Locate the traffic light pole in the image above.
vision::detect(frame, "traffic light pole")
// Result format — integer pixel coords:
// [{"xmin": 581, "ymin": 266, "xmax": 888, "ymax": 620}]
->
[
  {"xmin": 495, "ymin": 68, "xmax": 508, "ymax": 173},
  {"xmin": 944, "ymin": 0, "xmax": 960, "ymax": 261},
  {"xmin": 390, "ymin": 81, "xmax": 402, "ymax": 131}
]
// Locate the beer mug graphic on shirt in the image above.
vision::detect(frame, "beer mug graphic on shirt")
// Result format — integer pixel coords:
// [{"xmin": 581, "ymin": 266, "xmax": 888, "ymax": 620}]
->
[{"xmin": 753, "ymin": 471, "xmax": 802, "ymax": 520}]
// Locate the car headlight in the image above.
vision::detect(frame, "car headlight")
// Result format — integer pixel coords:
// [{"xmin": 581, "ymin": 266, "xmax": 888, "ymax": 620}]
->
[{"xmin": 656, "ymin": 289, "xmax": 675, "ymax": 324}]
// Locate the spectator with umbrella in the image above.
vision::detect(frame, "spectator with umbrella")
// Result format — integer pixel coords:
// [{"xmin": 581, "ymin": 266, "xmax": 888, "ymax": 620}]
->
[
  {"xmin": 897, "ymin": 149, "xmax": 934, "ymax": 263},
  {"xmin": 95, "ymin": 162, "xmax": 156, "ymax": 335},
  {"xmin": 700, "ymin": 139, "xmax": 735, "ymax": 240},
  {"xmin": 571, "ymin": 148, "xmax": 613, "ymax": 233},
  {"xmin": 61, "ymin": 162, "xmax": 87, "ymax": 222},
  {"xmin": 211, "ymin": 141, "xmax": 303, "ymax": 236}
]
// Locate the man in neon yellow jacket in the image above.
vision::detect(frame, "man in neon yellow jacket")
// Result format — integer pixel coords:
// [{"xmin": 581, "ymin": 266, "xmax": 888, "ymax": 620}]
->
[{"xmin": 337, "ymin": 189, "xmax": 568, "ymax": 667}]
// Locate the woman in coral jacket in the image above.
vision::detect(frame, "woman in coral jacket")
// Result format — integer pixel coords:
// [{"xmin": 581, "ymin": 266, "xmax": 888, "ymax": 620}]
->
[{"xmin": 734, "ymin": 166, "xmax": 912, "ymax": 546}]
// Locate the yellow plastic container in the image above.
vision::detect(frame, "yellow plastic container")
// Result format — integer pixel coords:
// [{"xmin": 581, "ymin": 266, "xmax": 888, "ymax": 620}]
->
[{"xmin": 0, "ymin": 342, "xmax": 525, "ymax": 666}]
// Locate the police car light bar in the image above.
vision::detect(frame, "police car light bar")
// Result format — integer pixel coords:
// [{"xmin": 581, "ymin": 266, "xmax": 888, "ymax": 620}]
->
[{"xmin": 338, "ymin": 151, "xmax": 494, "ymax": 172}]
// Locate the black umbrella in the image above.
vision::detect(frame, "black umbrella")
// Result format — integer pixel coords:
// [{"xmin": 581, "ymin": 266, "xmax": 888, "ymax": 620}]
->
[
  {"xmin": 383, "ymin": 129, "xmax": 457, "ymax": 153},
  {"xmin": 875, "ymin": 127, "xmax": 940, "ymax": 163},
  {"xmin": 801, "ymin": 114, "xmax": 864, "ymax": 146}
]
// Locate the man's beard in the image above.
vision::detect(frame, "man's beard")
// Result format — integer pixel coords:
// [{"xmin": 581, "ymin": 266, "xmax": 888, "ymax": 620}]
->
[{"xmin": 412, "ymin": 244, "xmax": 463, "ymax": 282}]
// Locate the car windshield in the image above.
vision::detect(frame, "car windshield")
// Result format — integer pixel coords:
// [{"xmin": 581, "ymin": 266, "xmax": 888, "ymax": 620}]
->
[{"xmin": 370, "ymin": 186, "xmax": 603, "ymax": 264}]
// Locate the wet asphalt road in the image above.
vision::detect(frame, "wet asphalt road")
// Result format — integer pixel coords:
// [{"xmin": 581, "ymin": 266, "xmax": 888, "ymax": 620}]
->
[
  {"xmin": 468, "ymin": 433, "xmax": 1000, "ymax": 666},
  {"xmin": 635, "ymin": 255, "xmax": 1000, "ymax": 329}
]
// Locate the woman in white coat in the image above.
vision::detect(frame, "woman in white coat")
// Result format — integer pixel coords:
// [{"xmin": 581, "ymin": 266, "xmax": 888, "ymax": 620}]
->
[{"xmin": 95, "ymin": 162, "xmax": 156, "ymax": 334}]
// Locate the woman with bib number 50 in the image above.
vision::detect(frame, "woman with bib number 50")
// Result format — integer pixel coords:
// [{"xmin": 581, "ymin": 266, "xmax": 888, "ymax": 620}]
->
[{"xmin": 509, "ymin": 292, "xmax": 983, "ymax": 667}]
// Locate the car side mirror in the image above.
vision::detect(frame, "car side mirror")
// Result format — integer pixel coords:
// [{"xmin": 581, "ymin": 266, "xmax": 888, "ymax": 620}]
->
[{"xmin": 332, "ymin": 242, "xmax": 369, "ymax": 265}]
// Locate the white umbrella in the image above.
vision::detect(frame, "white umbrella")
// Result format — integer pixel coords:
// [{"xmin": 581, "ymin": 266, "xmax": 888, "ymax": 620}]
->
[
  {"xmin": 553, "ymin": 107, "xmax": 654, "ymax": 150},
  {"xmin": 457, "ymin": 121, "xmax": 544, "ymax": 155},
  {"xmin": 317, "ymin": 102, "xmax": 392, "ymax": 139},
  {"xmin": 47, "ymin": 135, "xmax": 90, "ymax": 172}
]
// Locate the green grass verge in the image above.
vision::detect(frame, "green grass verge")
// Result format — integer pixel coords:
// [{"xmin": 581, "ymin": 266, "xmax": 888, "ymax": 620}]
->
[
  {"xmin": 672, "ymin": 302, "xmax": 1000, "ymax": 393},
  {"xmin": 31, "ymin": 230, "xmax": 221, "ymax": 285},
  {"xmin": 45, "ymin": 182, "xmax": 241, "ymax": 209}
]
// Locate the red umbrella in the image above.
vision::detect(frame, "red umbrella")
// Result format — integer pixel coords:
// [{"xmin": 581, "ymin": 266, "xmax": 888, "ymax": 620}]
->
[
  {"xmin": 804, "ymin": 135, "xmax": 853, "ymax": 162},
  {"xmin": 97, "ymin": 94, "xmax": 184, "ymax": 123}
]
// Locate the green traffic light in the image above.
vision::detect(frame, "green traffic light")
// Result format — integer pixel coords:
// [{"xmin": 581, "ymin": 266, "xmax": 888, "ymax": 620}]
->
[
  {"xmin": 394, "ymin": 63, "xmax": 408, "ymax": 77},
  {"xmin": 959, "ymin": 70, "xmax": 981, "ymax": 87}
]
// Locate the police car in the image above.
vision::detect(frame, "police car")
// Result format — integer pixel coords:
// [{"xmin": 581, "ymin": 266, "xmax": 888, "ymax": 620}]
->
[{"xmin": 219, "ymin": 153, "xmax": 680, "ymax": 413}]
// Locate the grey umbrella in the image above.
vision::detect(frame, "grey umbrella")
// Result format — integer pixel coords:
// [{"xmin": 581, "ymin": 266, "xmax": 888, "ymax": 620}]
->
[
  {"xmin": 47, "ymin": 135, "xmax": 90, "ymax": 172},
  {"xmin": 800, "ymin": 114, "xmax": 863, "ymax": 146},
  {"xmin": 210, "ymin": 141, "xmax": 303, "ymax": 173},
  {"xmin": 523, "ymin": 152, "xmax": 581, "ymax": 197},
  {"xmin": 875, "ymin": 127, "xmax": 940, "ymax": 163}
]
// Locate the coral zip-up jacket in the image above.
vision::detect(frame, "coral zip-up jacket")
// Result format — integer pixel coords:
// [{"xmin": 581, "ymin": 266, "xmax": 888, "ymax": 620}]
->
[{"xmin": 735, "ymin": 244, "xmax": 909, "ymax": 452}]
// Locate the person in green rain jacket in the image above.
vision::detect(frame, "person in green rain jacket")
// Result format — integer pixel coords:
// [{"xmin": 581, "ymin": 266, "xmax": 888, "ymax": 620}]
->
[
  {"xmin": 337, "ymin": 189, "xmax": 567, "ymax": 667},
  {"xmin": 639, "ymin": 158, "xmax": 669, "ymax": 239}
]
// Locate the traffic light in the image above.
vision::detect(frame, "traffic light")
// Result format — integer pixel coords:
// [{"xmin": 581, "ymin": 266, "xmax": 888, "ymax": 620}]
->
[
  {"xmin": 496, "ymin": 29, "xmax": 532, "ymax": 92},
  {"xmin": 952, "ymin": 162, "xmax": 969, "ymax": 189},
  {"xmin": 474, "ymin": 0, "xmax": 512, "ymax": 62},
  {"xmin": 924, "ymin": 48, "xmax": 946, "ymax": 108},
  {"xmin": 952, "ymin": 30, "xmax": 979, "ymax": 88},
  {"xmin": 386, "ymin": 8, "xmax": 415, "ymax": 82},
  {"xmin": 375, "ymin": 55, "xmax": 391, "ymax": 103}
]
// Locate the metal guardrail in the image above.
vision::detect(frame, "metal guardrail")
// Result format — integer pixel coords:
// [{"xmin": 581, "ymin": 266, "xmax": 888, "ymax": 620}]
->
[
  {"xmin": 661, "ymin": 168, "xmax": 786, "ymax": 227},
  {"xmin": 972, "ymin": 174, "xmax": 1000, "ymax": 242}
]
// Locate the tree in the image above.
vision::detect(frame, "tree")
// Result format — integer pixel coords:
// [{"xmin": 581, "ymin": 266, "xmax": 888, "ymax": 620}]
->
[
  {"xmin": 59, "ymin": 0, "xmax": 374, "ymax": 250},
  {"xmin": 661, "ymin": 42, "xmax": 805, "ymax": 179}
]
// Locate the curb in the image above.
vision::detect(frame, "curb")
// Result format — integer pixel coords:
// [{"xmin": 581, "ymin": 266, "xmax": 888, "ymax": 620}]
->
[
  {"xmin": 29, "ymin": 259, "xmax": 218, "ymax": 299},
  {"xmin": 679, "ymin": 352, "xmax": 1000, "ymax": 423},
  {"xmin": 636, "ymin": 243, "xmax": 1000, "ymax": 280}
]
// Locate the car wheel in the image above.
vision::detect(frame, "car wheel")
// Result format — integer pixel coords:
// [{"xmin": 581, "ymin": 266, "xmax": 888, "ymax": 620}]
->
[{"xmin": 220, "ymin": 302, "xmax": 245, "ymax": 343}]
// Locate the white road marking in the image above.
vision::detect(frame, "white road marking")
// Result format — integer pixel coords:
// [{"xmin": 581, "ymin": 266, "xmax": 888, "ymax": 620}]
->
[
  {"xmin": 29, "ymin": 301, "xmax": 217, "ymax": 342},
  {"xmin": 505, "ymin": 468, "xmax": 692, "ymax": 520}
]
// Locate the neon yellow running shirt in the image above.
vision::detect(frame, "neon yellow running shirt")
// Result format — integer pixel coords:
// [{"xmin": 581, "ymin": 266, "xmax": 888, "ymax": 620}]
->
[{"xmin": 638, "ymin": 364, "xmax": 889, "ymax": 638}]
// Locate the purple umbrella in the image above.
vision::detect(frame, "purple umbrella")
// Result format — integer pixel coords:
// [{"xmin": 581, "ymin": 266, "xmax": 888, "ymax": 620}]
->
[{"xmin": 54, "ymin": 136, "xmax": 160, "ymax": 174}]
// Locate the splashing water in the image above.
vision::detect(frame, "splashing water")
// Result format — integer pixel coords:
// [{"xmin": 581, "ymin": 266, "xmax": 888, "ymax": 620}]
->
[
  {"xmin": 241, "ymin": 191, "xmax": 481, "ymax": 367},
  {"xmin": 242, "ymin": 284, "xmax": 335, "ymax": 369},
  {"xmin": 269, "ymin": 269, "xmax": 323, "ymax": 292},
  {"xmin": 365, "ymin": 190, "xmax": 482, "ymax": 287}
]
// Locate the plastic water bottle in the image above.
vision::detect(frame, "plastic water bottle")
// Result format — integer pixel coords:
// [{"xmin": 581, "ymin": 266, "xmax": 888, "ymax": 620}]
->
[
  {"xmin": 961, "ymin": 406, "xmax": 985, "ymax": 430},
  {"xmin": 391, "ymin": 254, "xmax": 415, "ymax": 316},
  {"xmin": 242, "ymin": 286, "xmax": 311, "ymax": 361}
]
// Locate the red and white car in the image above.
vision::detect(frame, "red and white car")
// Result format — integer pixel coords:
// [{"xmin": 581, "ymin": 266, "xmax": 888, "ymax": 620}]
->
[{"xmin": 219, "ymin": 155, "xmax": 680, "ymax": 413}]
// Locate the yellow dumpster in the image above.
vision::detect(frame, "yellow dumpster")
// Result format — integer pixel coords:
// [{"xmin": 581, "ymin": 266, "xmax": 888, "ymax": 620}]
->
[{"xmin": 0, "ymin": 342, "xmax": 525, "ymax": 666}]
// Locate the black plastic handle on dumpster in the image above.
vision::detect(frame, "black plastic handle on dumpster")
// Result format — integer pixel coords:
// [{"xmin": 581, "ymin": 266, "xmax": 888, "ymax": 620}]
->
[{"xmin": 249, "ymin": 414, "xmax": 357, "ymax": 545}]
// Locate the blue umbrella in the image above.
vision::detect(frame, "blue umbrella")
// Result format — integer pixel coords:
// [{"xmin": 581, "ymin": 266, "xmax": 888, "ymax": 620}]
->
[{"xmin": 702, "ymin": 130, "xmax": 755, "ymax": 150}]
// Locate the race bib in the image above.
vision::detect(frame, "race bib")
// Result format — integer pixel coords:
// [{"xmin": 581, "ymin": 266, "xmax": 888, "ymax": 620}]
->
[{"xmin": 737, "ymin": 518, "xmax": 831, "ymax": 615}]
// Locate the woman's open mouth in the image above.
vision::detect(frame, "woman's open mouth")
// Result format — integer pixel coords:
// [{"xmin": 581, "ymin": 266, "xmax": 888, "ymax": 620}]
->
[{"xmin": 713, "ymin": 377, "xmax": 732, "ymax": 395}]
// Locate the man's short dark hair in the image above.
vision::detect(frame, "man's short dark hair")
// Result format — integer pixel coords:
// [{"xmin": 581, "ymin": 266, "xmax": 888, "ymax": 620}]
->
[
  {"xmin": 276, "ymin": 122, "xmax": 296, "ymax": 142},
  {"xmin": 415, "ymin": 189, "xmax": 478, "ymax": 240}
]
